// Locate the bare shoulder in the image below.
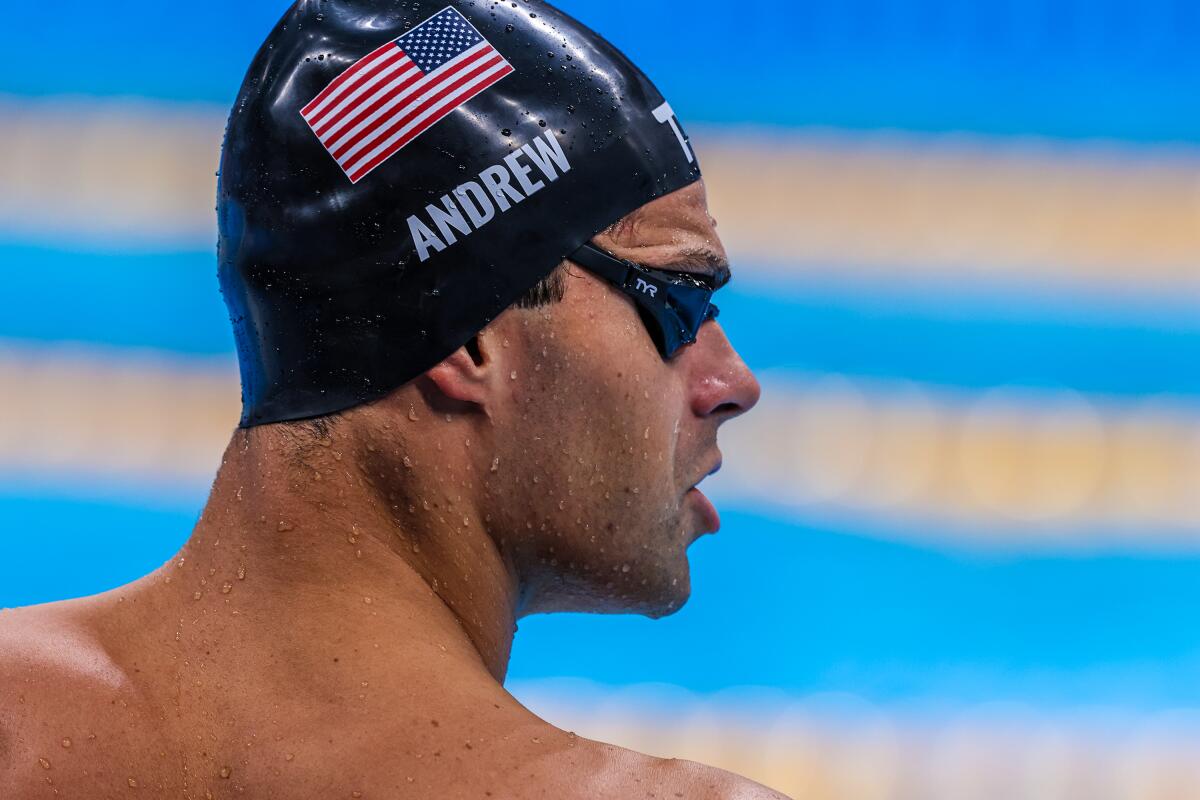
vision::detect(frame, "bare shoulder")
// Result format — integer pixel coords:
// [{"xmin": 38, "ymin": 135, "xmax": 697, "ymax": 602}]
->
[
  {"xmin": 0, "ymin": 603, "xmax": 131, "ymax": 776},
  {"xmin": 0, "ymin": 602, "xmax": 128, "ymax": 700},
  {"xmin": 649, "ymin": 754, "xmax": 793, "ymax": 800},
  {"xmin": 512, "ymin": 731, "xmax": 793, "ymax": 800}
]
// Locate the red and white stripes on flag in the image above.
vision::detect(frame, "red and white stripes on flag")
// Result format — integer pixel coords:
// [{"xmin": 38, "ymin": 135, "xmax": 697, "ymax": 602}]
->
[{"xmin": 301, "ymin": 9, "xmax": 514, "ymax": 184}]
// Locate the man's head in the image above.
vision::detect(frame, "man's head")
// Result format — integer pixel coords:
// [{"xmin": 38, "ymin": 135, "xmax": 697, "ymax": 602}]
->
[
  {"xmin": 463, "ymin": 180, "xmax": 757, "ymax": 617},
  {"xmin": 296, "ymin": 180, "xmax": 758, "ymax": 619},
  {"xmin": 218, "ymin": 0, "xmax": 705, "ymax": 426},
  {"xmin": 217, "ymin": 0, "xmax": 758, "ymax": 618}
]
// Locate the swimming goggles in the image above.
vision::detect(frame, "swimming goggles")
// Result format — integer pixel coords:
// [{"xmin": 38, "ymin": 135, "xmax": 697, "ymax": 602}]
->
[{"xmin": 569, "ymin": 242, "xmax": 724, "ymax": 359}]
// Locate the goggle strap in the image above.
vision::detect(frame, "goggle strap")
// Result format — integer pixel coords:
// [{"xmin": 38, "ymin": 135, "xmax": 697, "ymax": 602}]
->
[{"xmin": 568, "ymin": 242, "xmax": 634, "ymax": 288}]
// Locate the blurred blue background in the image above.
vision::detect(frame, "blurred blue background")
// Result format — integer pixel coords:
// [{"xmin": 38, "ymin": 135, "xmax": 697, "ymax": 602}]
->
[{"xmin": 2, "ymin": 1, "xmax": 1199, "ymax": 796}]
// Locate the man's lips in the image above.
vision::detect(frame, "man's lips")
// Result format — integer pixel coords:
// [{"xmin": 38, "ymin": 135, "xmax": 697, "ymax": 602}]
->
[
  {"xmin": 687, "ymin": 485, "xmax": 721, "ymax": 534},
  {"xmin": 687, "ymin": 458, "xmax": 723, "ymax": 534}
]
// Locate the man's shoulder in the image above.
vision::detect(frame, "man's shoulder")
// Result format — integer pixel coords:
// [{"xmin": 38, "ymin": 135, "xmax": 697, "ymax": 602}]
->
[
  {"xmin": 0, "ymin": 604, "xmax": 130, "ymax": 737},
  {"xmin": 514, "ymin": 732, "xmax": 792, "ymax": 800},
  {"xmin": 670, "ymin": 757, "xmax": 791, "ymax": 799},
  {"xmin": 0, "ymin": 602, "xmax": 140, "ymax": 793},
  {"xmin": 0, "ymin": 601, "xmax": 127, "ymax": 690},
  {"xmin": 639, "ymin": 753, "xmax": 792, "ymax": 800}
]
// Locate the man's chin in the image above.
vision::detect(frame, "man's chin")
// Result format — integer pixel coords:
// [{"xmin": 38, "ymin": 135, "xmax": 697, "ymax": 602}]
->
[
  {"xmin": 631, "ymin": 570, "xmax": 694, "ymax": 619},
  {"xmin": 519, "ymin": 568, "xmax": 692, "ymax": 617},
  {"xmin": 640, "ymin": 591, "xmax": 690, "ymax": 620}
]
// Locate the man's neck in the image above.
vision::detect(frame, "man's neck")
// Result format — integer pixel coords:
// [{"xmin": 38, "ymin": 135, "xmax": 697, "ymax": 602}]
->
[{"xmin": 166, "ymin": 429, "xmax": 521, "ymax": 684}]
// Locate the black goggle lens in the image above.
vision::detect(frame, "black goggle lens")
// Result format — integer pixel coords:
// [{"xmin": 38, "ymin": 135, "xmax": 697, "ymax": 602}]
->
[{"xmin": 569, "ymin": 243, "xmax": 723, "ymax": 359}]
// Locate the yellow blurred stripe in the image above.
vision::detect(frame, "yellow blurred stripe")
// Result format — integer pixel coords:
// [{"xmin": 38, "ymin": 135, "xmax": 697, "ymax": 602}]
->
[
  {"xmin": 0, "ymin": 345, "xmax": 1196, "ymax": 541},
  {"xmin": 716, "ymin": 374, "xmax": 1200, "ymax": 541},
  {"xmin": 0, "ymin": 343, "xmax": 237, "ymax": 482},
  {"xmin": 0, "ymin": 96, "xmax": 220, "ymax": 245},
  {"xmin": 700, "ymin": 130, "xmax": 1200, "ymax": 292},
  {"xmin": 2, "ymin": 96, "xmax": 1199, "ymax": 294}
]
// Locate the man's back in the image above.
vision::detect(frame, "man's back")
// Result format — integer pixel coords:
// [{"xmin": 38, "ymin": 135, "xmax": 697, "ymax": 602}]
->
[{"xmin": 0, "ymin": 587, "xmax": 783, "ymax": 799}]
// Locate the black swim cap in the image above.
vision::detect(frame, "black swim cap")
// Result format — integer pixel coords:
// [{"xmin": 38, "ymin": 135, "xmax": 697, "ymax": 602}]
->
[{"xmin": 218, "ymin": 0, "xmax": 702, "ymax": 427}]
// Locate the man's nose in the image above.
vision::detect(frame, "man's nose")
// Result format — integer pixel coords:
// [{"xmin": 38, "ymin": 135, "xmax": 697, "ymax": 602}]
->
[{"xmin": 687, "ymin": 322, "xmax": 762, "ymax": 420}]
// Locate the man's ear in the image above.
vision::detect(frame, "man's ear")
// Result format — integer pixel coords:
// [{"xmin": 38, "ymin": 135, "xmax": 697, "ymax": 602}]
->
[{"xmin": 422, "ymin": 333, "xmax": 496, "ymax": 410}]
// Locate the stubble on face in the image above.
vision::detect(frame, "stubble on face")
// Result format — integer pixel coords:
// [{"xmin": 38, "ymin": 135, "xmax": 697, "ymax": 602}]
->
[
  {"xmin": 483, "ymin": 286, "xmax": 696, "ymax": 618},
  {"xmin": 481, "ymin": 181, "xmax": 736, "ymax": 619}
]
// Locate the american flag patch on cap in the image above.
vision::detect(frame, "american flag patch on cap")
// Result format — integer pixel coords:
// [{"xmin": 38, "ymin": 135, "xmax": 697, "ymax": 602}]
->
[{"xmin": 301, "ymin": 6, "xmax": 515, "ymax": 184}]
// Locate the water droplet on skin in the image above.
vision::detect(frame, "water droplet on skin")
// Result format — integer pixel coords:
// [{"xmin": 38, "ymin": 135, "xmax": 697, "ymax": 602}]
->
[
  {"xmin": 621, "ymin": 564, "xmax": 631, "ymax": 573},
  {"xmin": 510, "ymin": 370, "xmax": 518, "ymax": 380},
  {"xmin": 277, "ymin": 521, "xmax": 295, "ymax": 532},
  {"xmin": 61, "ymin": 739, "xmax": 71, "ymax": 749},
  {"xmin": 221, "ymin": 583, "xmax": 233, "ymax": 595},
  {"xmin": 39, "ymin": 758, "xmax": 52, "ymax": 769},
  {"xmin": 490, "ymin": 457, "xmax": 500, "ymax": 473},
  {"xmin": 193, "ymin": 591, "xmax": 203, "ymax": 601},
  {"xmin": 220, "ymin": 766, "xmax": 232, "ymax": 779},
  {"xmin": 411, "ymin": 543, "xmax": 421, "ymax": 553},
  {"xmin": 128, "ymin": 777, "xmax": 139, "ymax": 788},
  {"xmin": 285, "ymin": 753, "xmax": 295, "ymax": 762},
  {"xmin": 408, "ymin": 406, "xmax": 419, "ymax": 421},
  {"xmin": 237, "ymin": 565, "xmax": 246, "ymax": 581}
]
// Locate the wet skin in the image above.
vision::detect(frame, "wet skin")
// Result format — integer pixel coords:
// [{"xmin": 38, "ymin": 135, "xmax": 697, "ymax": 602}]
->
[{"xmin": 0, "ymin": 181, "xmax": 778, "ymax": 798}]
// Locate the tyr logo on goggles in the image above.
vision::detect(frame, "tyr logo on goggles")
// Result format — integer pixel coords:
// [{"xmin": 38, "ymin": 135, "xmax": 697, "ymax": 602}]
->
[{"xmin": 569, "ymin": 242, "xmax": 724, "ymax": 359}]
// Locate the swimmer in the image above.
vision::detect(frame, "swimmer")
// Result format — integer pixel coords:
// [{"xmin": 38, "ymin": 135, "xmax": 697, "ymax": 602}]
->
[{"xmin": 0, "ymin": 2, "xmax": 779, "ymax": 796}]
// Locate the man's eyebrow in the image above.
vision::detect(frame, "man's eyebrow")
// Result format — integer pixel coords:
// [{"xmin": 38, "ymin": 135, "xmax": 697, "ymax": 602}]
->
[{"xmin": 664, "ymin": 249, "xmax": 733, "ymax": 288}]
